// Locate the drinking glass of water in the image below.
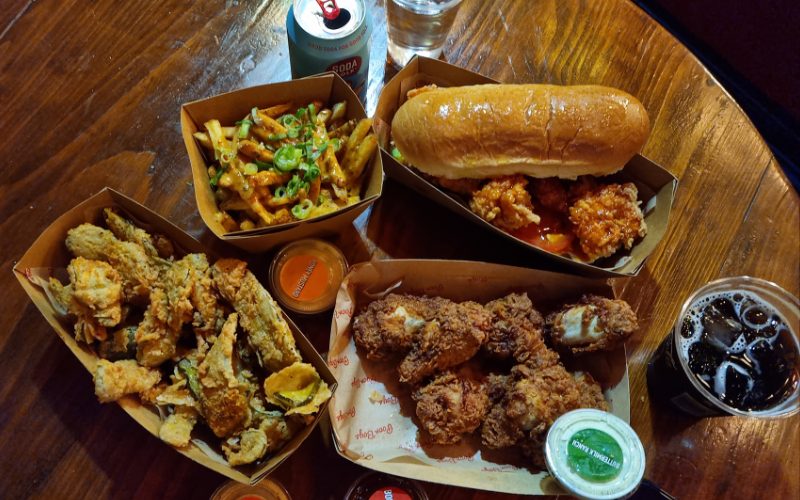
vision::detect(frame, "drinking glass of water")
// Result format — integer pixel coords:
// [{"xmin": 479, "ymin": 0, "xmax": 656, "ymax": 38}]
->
[{"xmin": 386, "ymin": 0, "xmax": 464, "ymax": 67}]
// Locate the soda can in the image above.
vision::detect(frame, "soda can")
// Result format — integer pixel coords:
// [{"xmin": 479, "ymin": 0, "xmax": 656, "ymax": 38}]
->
[{"xmin": 287, "ymin": 0, "xmax": 370, "ymax": 102}]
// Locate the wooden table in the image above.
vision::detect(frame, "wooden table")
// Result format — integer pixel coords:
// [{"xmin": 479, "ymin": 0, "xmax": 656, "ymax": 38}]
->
[{"xmin": 1, "ymin": 0, "xmax": 797, "ymax": 498}]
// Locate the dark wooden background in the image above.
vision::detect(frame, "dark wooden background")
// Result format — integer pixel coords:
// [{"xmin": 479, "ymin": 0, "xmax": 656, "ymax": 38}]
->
[{"xmin": 1, "ymin": 0, "xmax": 798, "ymax": 499}]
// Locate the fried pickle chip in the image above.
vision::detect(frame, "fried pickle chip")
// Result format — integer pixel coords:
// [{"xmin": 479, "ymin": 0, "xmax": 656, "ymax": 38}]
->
[{"xmin": 263, "ymin": 362, "xmax": 331, "ymax": 416}]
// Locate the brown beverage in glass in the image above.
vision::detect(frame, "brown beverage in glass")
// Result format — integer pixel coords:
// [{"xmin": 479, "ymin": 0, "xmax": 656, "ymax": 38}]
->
[{"xmin": 648, "ymin": 277, "xmax": 799, "ymax": 417}]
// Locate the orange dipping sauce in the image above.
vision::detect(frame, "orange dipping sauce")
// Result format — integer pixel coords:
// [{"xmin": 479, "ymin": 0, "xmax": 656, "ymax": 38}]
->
[{"xmin": 269, "ymin": 239, "xmax": 347, "ymax": 314}]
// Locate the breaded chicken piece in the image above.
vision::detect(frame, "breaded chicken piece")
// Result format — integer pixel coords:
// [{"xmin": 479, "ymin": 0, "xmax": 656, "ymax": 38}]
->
[
  {"xmin": 483, "ymin": 293, "xmax": 558, "ymax": 368},
  {"xmin": 93, "ymin": 359, "xmax": 161, "ymax": 403},
  {"xmin": 398, "ymin": 300, "xmax": 491, "ymax": 384},
  {"xmin": 352, "ymin": 294, "xmax": 449, "ymax": 361},
  {"xmin": 198, "ymin": 313, "xmax": 249, "ymax": 437},
  {"xmin": 103, "ymin": 208, "xmax": 174, "ymax": 259},
  {"xmin": 469, "ymin": 175, "xmax": 541, "ymax": 231},
  {"xmin": 49, "ymin": 257, "xmax": 123, "ymax": 343},
  {"xmin": 211, "ymin": 259, "xmax": 301, "ymax": 372},
  {"xmin": 572, "ymin": 371, "xmax": 609, "ymax": 409},
  {"xmin": 568, "ymin": 182, "xmax": 647, "ymax": 262},
  {"xmin": 66, "ymin": 223, "xmax": 164, "ymax": 301},
  {"xmin": 546, "ymin": 294, "xmax": 638, "ymax": 354},
  {"xmin": 481, "ymin": 363, "xmax": 608, "ymax": 459},
  {"xmin": 413, "ymin": 371, "xmax": 490, "ymax": 445},
  {"xmin": 529, "ymin": 178, "xmax": 569, "ymax": 214}
]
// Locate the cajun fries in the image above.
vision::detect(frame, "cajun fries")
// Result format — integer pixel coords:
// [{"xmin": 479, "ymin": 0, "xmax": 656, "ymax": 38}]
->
[{"xmin": 194, "ymin": 101, "xmax": 378, "ymax": 232}]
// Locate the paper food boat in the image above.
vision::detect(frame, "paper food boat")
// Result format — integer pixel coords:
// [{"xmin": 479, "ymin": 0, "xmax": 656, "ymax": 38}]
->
[
  {"xmin": 182, "ymin": 72, "xmax": 383, "ymax": 253},
  {"xmin": 13, "ymin": 187, "xmax": 337, "ymax": 484},
  {"xmin": 373, "ymin": 56, "xmax": 677, "ymax": 277},
  {"xmin": 327, "ymin": 259, "xmax": 629, "ymax": 495}
]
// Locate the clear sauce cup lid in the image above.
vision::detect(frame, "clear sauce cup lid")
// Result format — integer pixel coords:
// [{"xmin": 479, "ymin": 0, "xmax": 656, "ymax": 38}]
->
[{"xmin": 545, "ymin": 409, "xmax": 645, "ymax": 500}]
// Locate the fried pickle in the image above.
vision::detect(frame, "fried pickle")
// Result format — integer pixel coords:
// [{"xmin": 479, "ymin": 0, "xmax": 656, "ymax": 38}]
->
[
  {"xmin": 198, "ymin": 313, "xmax": 249, "ymax": 438},
  {"xmin": 93, "ymin": 359, "xmax": 161, "ymax": 403},
  {"xmin": 211, "ymin": 259, "xmax": 302, "ymax": 372}
]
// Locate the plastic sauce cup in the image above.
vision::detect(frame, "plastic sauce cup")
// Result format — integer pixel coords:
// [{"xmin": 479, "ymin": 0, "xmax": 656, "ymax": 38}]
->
[
  {"xmin": 268, "ymin": 239, "xmax": 348, "ymax": 314},
  {"xmin": 210, "ymin": 478, "xmax": 291, "ymax": 500},
  {"xmin": 545, "ymin": 409, "xmax": 645, "ymax": 500}
]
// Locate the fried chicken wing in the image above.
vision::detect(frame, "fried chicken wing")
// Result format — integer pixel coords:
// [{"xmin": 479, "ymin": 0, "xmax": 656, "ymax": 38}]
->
[
  {"xmin": 352, "ymin": 294, "xmax": 448, "ymax": 361},
  {"xmin": 93, "ymin": 359, "xmax": 161, "ymax": 403},
  {"xmin": 398, "ymin": 300, "xmax": 491, "ymax": 384},
  {"xmin": 546, "ymin": 294, "xmax": 638, "ymax": 354},
  {"xmin": 483, "ymin": 293, "xmax": 558, "ymax": 368},
  {"xmin": 49, "ymin": 257, "xmax": 123, "ymax": 343},
  {"xmin": 413, "ymin": 371, "xmax": 490, "ymax": 445},
  {"xmin": 198, "ymin": 313, "xmax": 249, "ymax": 437},
  {"xmin": 568, "ymin": 182, "xmax": 647, "ymax": 262},
  {"xmin": 469, "ymin": 175, "xmax": 540, "ymax": 231},
  {"xmin": 211, "ymin": 259, "xmax": 301, "ymax": 372},
  {"xmin": 482, "ymin": 362, "xmax": 608, "ymax": 467}
]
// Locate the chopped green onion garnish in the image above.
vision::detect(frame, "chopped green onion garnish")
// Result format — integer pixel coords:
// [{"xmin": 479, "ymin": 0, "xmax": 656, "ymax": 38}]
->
[
  {"xmin": 251, "ymin": 107, "xmax": 263, "ymax": 126},
  {"xmin": 274, "ymin": 186, "xmax": 287, "ymax": 199},
  {"xmin": 274, "ymin": 145, "xmax": 303, "ymax": 172},
  {"xmin": 236, "ymin": 119, "xmax": 253, "ymax": 138},
  {"xmin": 268, "ymin": 133, "xmax": 288, "ymax": 141},
  {"xmin": 243, "ymin": 163, "xmax": 258, "ymax": 175},
  {"xmin": 308, "ymin": 103, "xmax": 317, "ymax": 123},
  {"xmin": 279, "ymin": 114, "xmax": 301, "ymax": 129},
  {"xmin": 291, "ymin": 199, "xmax": 314, "ymax": 219},
  {"xmin": 301, "ymin": 163, "xmax": 320, "ymax": 181},
  {"xmin": 209, "ymin": 168, "xmax": 224, "ymax": 188},
  {"xmin": 286, "ymin": 174, "xmax": 302, "ymax": 197},
  {"xmin": 254, "ymin": 159, "xmax": 272, "ymax": 171}
]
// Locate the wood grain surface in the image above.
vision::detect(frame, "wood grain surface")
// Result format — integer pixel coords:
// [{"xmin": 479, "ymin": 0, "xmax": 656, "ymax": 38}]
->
[{"xmin": 1, "ymin": 0, "xmax": 798, "ymax": 499}]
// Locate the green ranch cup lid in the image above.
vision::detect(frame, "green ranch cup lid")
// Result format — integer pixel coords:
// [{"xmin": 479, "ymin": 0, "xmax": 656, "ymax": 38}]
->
[{"xmin": 545, "ymin": 409, "xmax": 645, "ymax": 500}]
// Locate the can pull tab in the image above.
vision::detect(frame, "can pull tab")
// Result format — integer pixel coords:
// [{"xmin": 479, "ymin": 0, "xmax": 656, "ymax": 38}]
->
[{"xmin": 315, "ymin": 0, "xmax": 340, "ymax": 20}]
